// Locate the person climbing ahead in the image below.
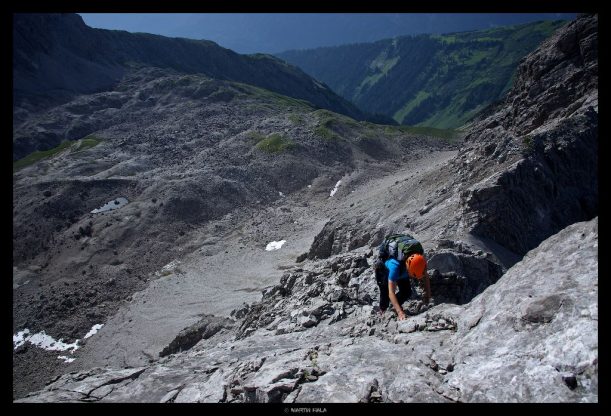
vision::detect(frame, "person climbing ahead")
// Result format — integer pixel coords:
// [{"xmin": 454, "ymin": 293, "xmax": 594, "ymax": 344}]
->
[{"xmin": 374, "ymin": 234, "xmax": 431, "ymax": 320}]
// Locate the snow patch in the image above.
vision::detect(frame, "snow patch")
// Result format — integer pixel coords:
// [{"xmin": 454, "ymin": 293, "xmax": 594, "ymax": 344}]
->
[
  {"xmin": 330, "ymin": 180, "xmax": 342, "ymax": 197},
  {"xmin": 13, "ymin": 329, "xmax": 29, "ymax": 349},
  {"xmin": 155, "ymin": 259, "xmax": 184, "ymax": 277},
  {"xmin": 161, "ymin": 260, "xmax": 180, "ymax": 273},
  {"xmin": 26, "ymin": 332, "xmax": 79, "ymax": 352},
  {"xmin": 84, "ymin": 324, "xmax": 104, "ymax": 339},
  {"xmin": 266, "ymin": 240, "xmax": 286, "ymax": 251},
  {"xmin": 14, "ymin": 322, "xmax": 106, "ymax": 362},
  {"xmin": 91, "ymin": 197, "xmax": 129, "ymax": 214},
  {"xmin": 13, "ymin": 329, "xmax": 79, "ymax": 353}
]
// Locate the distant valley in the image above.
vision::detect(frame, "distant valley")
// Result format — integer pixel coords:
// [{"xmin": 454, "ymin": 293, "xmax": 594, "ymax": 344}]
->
[{"xmin": 277, "ymin": 20, "xmax": 566, "ymax": 128}]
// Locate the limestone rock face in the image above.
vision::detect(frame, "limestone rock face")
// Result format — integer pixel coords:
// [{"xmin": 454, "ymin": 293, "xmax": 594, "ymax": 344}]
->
[
  {"xmin": 454, "ymin": 14, "xmax": 598, "ymax": 256},
  {"xmin": 445, "ymin": 218, "xmax": 598, "ymax": 402},
  {"xmin": 16, "ymin": 218, "xmax": 598, "ymax": 403}
]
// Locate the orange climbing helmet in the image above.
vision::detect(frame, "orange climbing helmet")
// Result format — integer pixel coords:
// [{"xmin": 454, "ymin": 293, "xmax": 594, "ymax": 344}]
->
[{"xmin": 406, "ymin": 253, "xmax": 427, "ymax": 279}]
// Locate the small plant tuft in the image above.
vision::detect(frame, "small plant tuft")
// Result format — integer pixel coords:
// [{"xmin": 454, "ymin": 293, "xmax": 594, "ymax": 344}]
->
[
  {"xmin": 521, "ymin": 134, "xmax": 535, "ymax": 151},
  {"xmin": 288, "ymin": 114, "xmax": 304, "ymax": 124}
]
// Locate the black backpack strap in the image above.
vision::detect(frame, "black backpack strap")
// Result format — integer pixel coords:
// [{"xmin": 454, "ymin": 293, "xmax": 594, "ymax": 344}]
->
[{"xmin": 374, "ymin": 258, "xmax": 389, "ymax": 285}]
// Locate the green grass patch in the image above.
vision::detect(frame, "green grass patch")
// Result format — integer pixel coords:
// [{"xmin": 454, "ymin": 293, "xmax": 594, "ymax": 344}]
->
[
  {"xmin": 13, "ymin": 140, "xmax": 74, "ymax": 172},
  {"xmin": 312, "ymin": 109, "xmax": 346, "ymax": 141},
  {"xmin": 270, "ymin": 94, "xmax": 311, "ymax": 109},
  {"xmin": 393, "ymin": 90, "xmax": 430, "ymax": 124},
  {"xmin": 465, "ymin": 76, "xmax": 493, "ymax": 90},
  {"xmin": 417, "ymin": 107, "xmax": 465, "ymax": 130},
  {"xmin": 474, "ymin": 36, "xmax": 503, "ymax": 42},
  {"xmin": 359, "ymin": 55, "xmax": 399, "ymax": 92},
  {"xmin": 359, "ymin": 72, "xmax": 384, "ymax": 92},
  {"xmin": 247, "ymin": 131, "xmax": 267, "ymax": 142},
  {"xmin": 207, "ymin": 86, "xmax": 237, "ymax": 102},
  {"xmin": 397, "ymin": 125, "xmax": 461, "ymax": 141},
  {"xmin": 313, "ymin": 108, "xmax": 362, "ymax": 141},
  {"xmin": 464, "ymin": 50, "xmax": 488, "ymax": 66},
  {"xmin": 314, "ymin": 125, "xmax": 341, "ymax": 141},
  {"xmin": 313, "ymin": 109, "xmax": 358, "ymax": 126},
  {"xmin": 250, "ymin": 132, "xmax": 295, "ymax": 153},
  {"xmin": 14, "ymin": 135, "xmax": 103, "ymax": 172},
  {"xmin": 256, "ymin": 134, "xmax": 294, "ymax": 153},
  {"xmin": 240, "ymin": 83, "xmax": 314, "ymax": 110},
  {"xmin": 436, "ymin": 34, "xmax": 458, "ymax": 44},
  {"xmin": 76, "ymin": 135, "xmax": 102, "ymax": 151}
]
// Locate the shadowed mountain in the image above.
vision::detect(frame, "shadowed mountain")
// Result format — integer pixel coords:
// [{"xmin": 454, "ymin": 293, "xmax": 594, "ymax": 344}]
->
[{"xmin": 13, "ymin": 13, "xmax": 371, "ymax": 159}]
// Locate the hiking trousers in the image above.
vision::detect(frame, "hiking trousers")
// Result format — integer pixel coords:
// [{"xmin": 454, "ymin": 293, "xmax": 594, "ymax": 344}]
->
[{"xmin": 375, "ymin": 268, "xmax": 411, "ymax": 312}]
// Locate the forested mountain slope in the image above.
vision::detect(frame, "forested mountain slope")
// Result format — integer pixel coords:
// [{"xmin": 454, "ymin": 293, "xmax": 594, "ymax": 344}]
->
[{"xmin": 277, "ymin": 20, "xmax": 567, "ymax": 128}]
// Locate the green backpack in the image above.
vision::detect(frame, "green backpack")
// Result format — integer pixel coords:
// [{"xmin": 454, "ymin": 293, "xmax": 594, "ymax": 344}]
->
[{"xmin": 377, "ymin": 233, "xmax": 424, "ymax": 263}]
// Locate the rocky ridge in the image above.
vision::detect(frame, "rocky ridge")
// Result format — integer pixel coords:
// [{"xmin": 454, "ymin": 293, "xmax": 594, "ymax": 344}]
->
[
  {"xmin": 277, "ymin": 20, "xmax": 567, "ymax": 128},
  {"xmin": 454, "ymin": 14, "xmax": 598, "ymax": 255},
  {"xmin": 16, "ymin": 218, "xmax": 598, "ymax": 403}
]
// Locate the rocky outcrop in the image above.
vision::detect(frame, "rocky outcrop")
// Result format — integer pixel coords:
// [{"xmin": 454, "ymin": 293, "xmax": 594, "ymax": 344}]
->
[
  {"xmin": 159, "ymin": 315, "xmax": 235, "ymax": 357},
  {"xmin": 426, "ymin": 241, "xmax": 504, "ymax": 304},
  {"xmin": 16, "ymin": 218, "xmax": 598, "ymax": 403},
  {"xmin": 453, "ymin": 14, "xmax": 598, "ymax": 256},
  {"xmin": 303, "ymin": 217, "xmax": 386, "ymax": 260}
]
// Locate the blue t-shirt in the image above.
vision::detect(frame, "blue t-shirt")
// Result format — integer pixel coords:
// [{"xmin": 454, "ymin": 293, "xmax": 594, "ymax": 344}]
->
[{"xmin": 385, "ymin": 258, "xmax": 408, "ymax": 282}]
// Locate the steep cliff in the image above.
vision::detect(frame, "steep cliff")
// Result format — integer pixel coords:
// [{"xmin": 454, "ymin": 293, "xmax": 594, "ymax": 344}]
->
[{"xmin": 454, "ymin": 13, "xmax": 598, "ymax": 255}]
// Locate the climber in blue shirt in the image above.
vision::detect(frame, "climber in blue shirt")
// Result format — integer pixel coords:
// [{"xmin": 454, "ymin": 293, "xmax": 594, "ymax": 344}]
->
[{"xmin": 376, "ymin": 252, "xmax": 431, "ymax": 320}]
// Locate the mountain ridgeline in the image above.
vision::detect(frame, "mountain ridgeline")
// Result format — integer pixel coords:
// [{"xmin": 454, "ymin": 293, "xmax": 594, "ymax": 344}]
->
[
  {"xmin": 277, "ymin": 20, "xmax": 568, "ymax": 128},
  {"xmin": 13, "ymin": 13, "xmax": 373, "ymax": 160}
]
